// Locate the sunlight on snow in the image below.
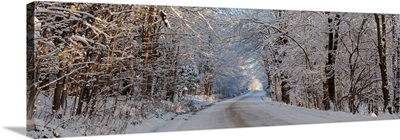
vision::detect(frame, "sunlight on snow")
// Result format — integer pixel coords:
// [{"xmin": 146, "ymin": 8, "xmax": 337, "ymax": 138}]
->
[{"xmin": 248, "ymin": 79, "xmax": 263, "ymax": 90}]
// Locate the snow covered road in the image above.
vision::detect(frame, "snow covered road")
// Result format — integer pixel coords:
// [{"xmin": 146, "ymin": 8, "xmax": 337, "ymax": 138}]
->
[{"xmin": 131, "ymin": 90, "xmax": 398, "ymax": 133}]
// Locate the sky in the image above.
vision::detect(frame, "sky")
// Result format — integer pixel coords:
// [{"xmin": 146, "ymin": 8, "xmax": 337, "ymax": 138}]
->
[{"xmin": 0, "ymin": 0, "xmax": 399, "ymax": 140}]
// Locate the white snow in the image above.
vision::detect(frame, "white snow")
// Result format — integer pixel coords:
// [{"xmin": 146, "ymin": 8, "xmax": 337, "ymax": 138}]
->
[
  {"xmin": 125, "ymin": 90, "xmax": 399, "ymax": 133},
  {"xmin": 27, "ymin": 89, "xmax": 399, "ymax": 138},
  {"xmin": 27, "ymin": 91, "xmax": 219, "ymax": 138}
]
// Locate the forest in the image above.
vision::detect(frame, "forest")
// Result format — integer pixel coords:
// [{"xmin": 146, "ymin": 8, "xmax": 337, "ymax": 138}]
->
[{"xmin": 27, "ymin": 1, "xmax": 399, "ymax": 138}]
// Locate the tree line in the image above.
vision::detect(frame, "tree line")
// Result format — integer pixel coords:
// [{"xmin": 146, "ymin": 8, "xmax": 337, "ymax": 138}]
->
[
  {"xmin": 27, "ymin": 2, "xmax": 399, "ymax": 136},
  {"xmin": 236, "ymin": 10, "xmax": 400, "ymax": 115},
  {"xmin": 27, "ymin": 2, "xmax": 249, "ymax": 134}
]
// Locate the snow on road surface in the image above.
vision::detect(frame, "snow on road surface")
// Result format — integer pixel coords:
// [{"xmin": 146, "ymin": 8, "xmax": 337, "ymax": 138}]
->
[{"xmin": 128, "ymin": 90, "xmax": 399, "ymax": 133}]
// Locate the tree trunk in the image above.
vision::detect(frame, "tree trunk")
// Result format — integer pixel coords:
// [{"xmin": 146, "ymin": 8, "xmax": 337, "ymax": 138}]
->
[
  {"xmin": 205, "ymin": 76, "xmax": 213, "ymax": 96},
  {"xmin": 374, "ymin": 14, "xmax": 390, "ymax": 112},
  {"xmin": 391, "ymin": 15, "xmax": 400, "ymax": 113},
  {"xmin": 27, "ymin": 2, "xmax": 36, "ymax": 121},
  {"xmin": 276, "ymin": 10, "xmax": 291, "ymax": 104},
  {"xmin": 60, "ymin": 4, "xmax": 77, "ymax": 111},
  {"xmin": 76, "ymin": 48, "xmax": 90, "ymax": 116},
  {"xmin": 323, "ymin": 13, "xmax": 340, "ymax": 111},
  {"xmin": 281, "ymin": 74, "xmax": 290, "ymax": 104},
  {"xmin": 87, "ymin": 53, "xmax": 103, "ymax": 116},
  {"xmin": 60, "ymin": 53, "xmax": 72, "ymax": 110},
  {"xmin": 265, "ymin": 58, "xmax": 273, "ymax": 97},
  {"xmin": 103, "ymin": 42, "xmax": 115, "ymax": 96},
  {"xmin": 53, "ymin": 44, "xmax": 69, "ymax": 112},
  {"xmin": 52, "ymin": 28, "xmax": 71, "ymax": 112},
  {"xmin": 274, "ymin": 72, "xmax": 280, "ymax": 101},
  {"xmin": 141, "ymin": 6, "xmax": 156, "ymax": 99}
]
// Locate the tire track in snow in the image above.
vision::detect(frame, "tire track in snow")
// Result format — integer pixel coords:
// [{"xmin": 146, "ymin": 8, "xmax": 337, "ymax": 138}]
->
[{"xmin": 226, "ymin": 92, "xmax": 252, "ymax": 127}]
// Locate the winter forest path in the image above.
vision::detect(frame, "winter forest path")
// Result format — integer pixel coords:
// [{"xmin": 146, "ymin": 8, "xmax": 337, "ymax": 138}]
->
[{"xmin": 138, "ymin": 90, "xmax": 395, "ymax": 133}]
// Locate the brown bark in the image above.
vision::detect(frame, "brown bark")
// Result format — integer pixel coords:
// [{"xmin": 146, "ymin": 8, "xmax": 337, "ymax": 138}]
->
[
  {"xmin": 374, "ymin": 14, "xmax": 390, "ymax": 112},
  {"xmin": 84, "ymin": 52, "xmax": 103, "ymax": 116},
  {"xmin": 76, "ymin": 49, "xmax": 91, "ymax": 116},
  {"xmin": 112, "ymin": 45, "xmax": 130, "ymax": 115},
  {"xmin": 103, "ymin": 38, "xmax": 116, "ymax": 96},
  {"xmin": 53, "ymin": 44, "xmax": 68, "ymax": 112},
  {"xmin": 88, "ymin": 64, "xmax": 102, "ymax": 116},
  {"xmin": 60, "ymin": 52, "xmax": 72, "ymax": 110},
  {"xmin": 141, "ymin": 6, "xmax": 156, "ymax": 99},
  {"xmin": 281, "ymin": 73, "xmax": 290, "ymax": 104},
  {"xmin": 53, "ymin": 3, "xmax": 78, "ymax": 113},
  {"xmin": 323, "ymin": 13, "xmax": 340, "ymax": 111},
  {"xmin": 60, "ymin": 4, "xmax": 76, "ymax": 111},
  {"xmin": 265, "ymin": 58, "xmax": 273, "ymax": 97}
]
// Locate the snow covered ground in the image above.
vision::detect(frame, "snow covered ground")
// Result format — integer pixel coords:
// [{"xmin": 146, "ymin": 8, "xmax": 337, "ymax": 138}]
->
[
  {"xmin": 27, "ymin": 93, "xmax": 220, "ymax": 138},
  {"xmin": 27, "ymin": 90, "xmax": 399, "ymax": 138},
  {"xmin": 127, "ymin": 90, "xmax": 399, "ymax": 133}
]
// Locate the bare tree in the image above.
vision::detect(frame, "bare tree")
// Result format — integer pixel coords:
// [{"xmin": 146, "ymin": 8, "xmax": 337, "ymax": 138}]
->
[
  {"xmin": 323, "ymin": 12, "xmax": 341, "ymax": 110},
  {"xmin": 374, "ymin": 13, "xmax": 390, "ymax": 112}
]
